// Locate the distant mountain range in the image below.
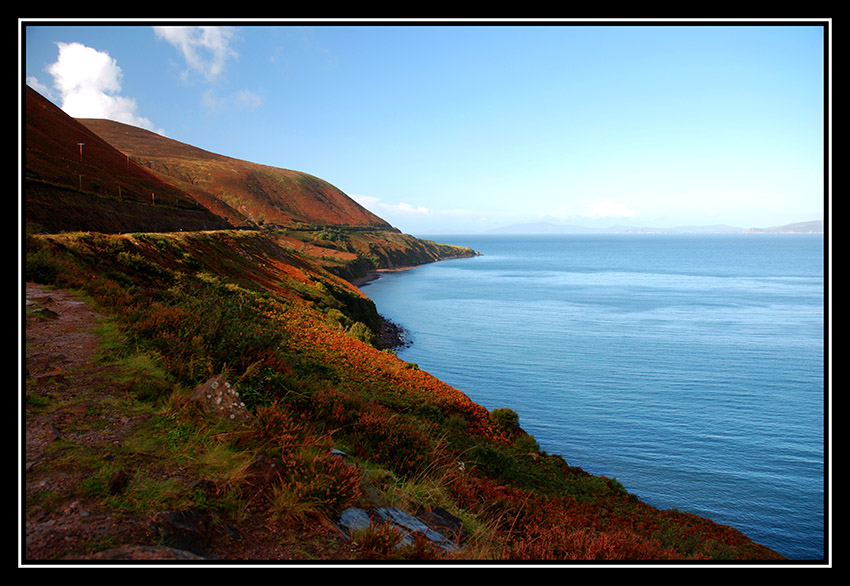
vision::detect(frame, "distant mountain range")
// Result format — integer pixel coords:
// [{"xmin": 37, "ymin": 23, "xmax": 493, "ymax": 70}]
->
[{"xmin": 487, "ymin": 220, "xmax": 824, "ymax": 235}]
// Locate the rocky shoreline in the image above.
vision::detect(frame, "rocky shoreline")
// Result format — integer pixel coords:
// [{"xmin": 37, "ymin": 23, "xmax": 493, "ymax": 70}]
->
[
  {"xmin": 356, "ymin": 250, "xmax": 483, "ymax": 355},
  {"xmin": 376, "ymin": 315, "xmax": 412, "ymax": 351},
  {"xmin": 352, "ymin": 269, "xmax": 415, "ymax": 352}
]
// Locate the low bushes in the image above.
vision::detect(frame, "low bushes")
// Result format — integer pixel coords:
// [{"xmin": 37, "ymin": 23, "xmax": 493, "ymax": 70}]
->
[{"xmin": 23, "ymin": 230, "xmax": 787, "ymax": 562}]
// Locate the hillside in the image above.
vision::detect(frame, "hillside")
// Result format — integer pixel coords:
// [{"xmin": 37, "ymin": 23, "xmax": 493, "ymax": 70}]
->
[
  {"xmin": 22, "ymin": 86, "xmax": 787, "ymax": 564},
  {"xmin": 746, "ymin": 220, "xmax": 825, "ymax": 234},
  {"xmin": 24, "ymin": 86, "xmax": 233, "ymax": 234},
  {"xmin": 76, "ymin": 117, "xmax": 392, "ymax": 231},
  {"xmin": 23, "ymin": 228, "xmax": 787, "ymax": 564},
  {"xmin": 24, "ymin": 85, "xmax": 474, "ymax": 281},
  {"xmin": 25, "ymin": 84, "xmax": 390, "ymax": 234}
]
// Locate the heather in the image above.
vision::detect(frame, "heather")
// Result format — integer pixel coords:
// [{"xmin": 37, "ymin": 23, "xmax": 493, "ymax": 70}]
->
[{"xmin": 22, "ymin": 226, "xmax": 788, "ymax": 563}]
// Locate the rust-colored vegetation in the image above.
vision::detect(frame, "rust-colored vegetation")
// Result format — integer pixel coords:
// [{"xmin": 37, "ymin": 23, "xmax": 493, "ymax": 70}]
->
[
  {"xmin": 22, "ymin": 84, "xmax": 786, "ymax": 563},
  {"xmin": 23, "ymin": 227, "xmax": 786, "ymax": 562}
]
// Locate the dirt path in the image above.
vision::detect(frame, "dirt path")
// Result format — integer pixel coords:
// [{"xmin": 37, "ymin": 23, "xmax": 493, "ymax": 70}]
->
[
  {"xmin": 25, "ymin": 284, "xmax": 106, "ymax": 458},
  {"xmin": 22, "ymin": 283, "xmax": 357, "ymax": 564},
  {"xmin": 22, "ymin": 283, "xmax": 154, "ymax": 562}
]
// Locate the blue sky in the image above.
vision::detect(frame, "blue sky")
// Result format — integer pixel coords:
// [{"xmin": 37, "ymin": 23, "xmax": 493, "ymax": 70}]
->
[{"xmin": 23, "ymin": 20, "xmax": 827, "ymax": 234}]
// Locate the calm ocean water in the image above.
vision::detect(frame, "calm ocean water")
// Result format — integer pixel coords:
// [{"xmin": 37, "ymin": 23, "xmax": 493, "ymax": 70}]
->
[{"xmin": 362, "ymin": 234, "xmax": 826, "ymax": 561}]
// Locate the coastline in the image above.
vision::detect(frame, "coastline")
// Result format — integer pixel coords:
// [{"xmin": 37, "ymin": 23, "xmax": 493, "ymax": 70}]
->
[
  {"xmin": 354, "ymin": 270, "xmax": 416, "ymax": 351},
  {"xmin": 353, "ymin": 249, "xmax": 482, "ymax": 289},
  {"xmin": 351, "ymin": 234, "xmax": 823, "ymax": 561},
  {"xmin": 376, "ymin": 314, "xmax": 412, "ymax": 351},
  {"xmin": 352, "ymin": 265, "xmax": 419, "ymax": 289},
  {"xmin": 357, "ymin": 250, "xmax": 482, "ymax": 351}
]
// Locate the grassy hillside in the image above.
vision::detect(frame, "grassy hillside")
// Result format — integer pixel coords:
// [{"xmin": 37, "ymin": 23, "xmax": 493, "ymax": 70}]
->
[
  {"xmin": 22, "ymin": 84, "xmax": 786, "ymax": 563},
  {"xmin": 24, "ymin": 84, "xmax": 475, "ymax": 281},
  {"xmin": 24, "ymin": 86, "xmax": 233, "ymax": 234},
  {"xmin": 25, "ymin": 84, "xmax": 391, "ymax": 234},
  {"xmin": 77, "ymin": 117, "xmax": 393, "ymax": 231},
  {"xmin": 23, "ymin": 228, "xmax": 786, "ymax": 563}
]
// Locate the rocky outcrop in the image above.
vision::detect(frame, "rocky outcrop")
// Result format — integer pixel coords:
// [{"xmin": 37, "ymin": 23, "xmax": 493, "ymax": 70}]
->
[
  {"xmin": 188, "ymin": 375, "xmax": 252, "ymax": 423},
  {"xmin": 337, "ymin": 505, "xmax": 463, "ymax": 553}
]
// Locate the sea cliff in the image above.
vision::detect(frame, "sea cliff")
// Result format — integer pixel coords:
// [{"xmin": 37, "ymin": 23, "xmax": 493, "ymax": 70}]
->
[{"xmin": 23, "ymin": 228, "xmax": 786, "ymax": 563}]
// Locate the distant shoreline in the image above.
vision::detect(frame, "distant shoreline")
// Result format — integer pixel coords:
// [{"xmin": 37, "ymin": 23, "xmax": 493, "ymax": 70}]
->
[
  {"xmin": 483, "ymin": 219, "xmax": 824, "ymax": 236},
  {"xmin": 354, "ymin": 250, "xmax": 481, "ymax": 288},
  {"xmin": 352, "ymin": 266, "xmax": 418, "ymax": 288}
]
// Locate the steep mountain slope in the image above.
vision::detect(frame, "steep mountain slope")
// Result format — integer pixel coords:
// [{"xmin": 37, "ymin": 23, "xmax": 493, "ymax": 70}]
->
[
  {"xmin": 25, "ymin": 84, "xmax": 391, "ymax": 233},
  {"xmin": 22, "ymin": 86, "xmax": 790, "ymax": 564},
  {"xmin": 24, "ymin": 85, "xmax": 475, "ymax": 280},
  {"xmin": 24, "ymin": 85, "xmax": 233, "ymax": 234},
  {"xmin": 77, "ymin": 118, "xmax": 393, "ymax": 231}
]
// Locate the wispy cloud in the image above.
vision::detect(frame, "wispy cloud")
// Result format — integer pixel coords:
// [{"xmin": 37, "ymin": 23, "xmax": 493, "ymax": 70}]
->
[
  {"xmin": 153, "ymin": 26, "xmax": 238, "ymax": 83},
  {"xmin": 200, "ymin": 87, "xmax": 263, "ymax": 113},
  {"xmin": 41, "ymin": 41, "xmax": 162, "ymax": 133},
  {"xmin": 154, "ymin": 26, "xmax": 262, "ymax": 113},
  {"xmin": 352, "ymin": 195, "xmax": 431, "ymax": 216}
]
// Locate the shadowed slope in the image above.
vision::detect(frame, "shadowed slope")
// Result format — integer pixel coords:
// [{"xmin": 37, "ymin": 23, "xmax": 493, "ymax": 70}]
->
[
  {"xmin": 24, "ymin": 85, "xmax": 233, "ymax": 234},
  {"xmin": 78, "ymin": 118, "xmax": 395, "ymax": 231}
]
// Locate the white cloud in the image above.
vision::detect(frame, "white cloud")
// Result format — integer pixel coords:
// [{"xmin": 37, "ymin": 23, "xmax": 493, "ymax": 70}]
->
[
  {"xmin": 352, "ymin": 195, "xmax": 431, "ymax": 215},
  {"xmin": 153, "ymin": 26, "xmax": 237, "ymax": 82},
  {"xmin": 201, "ymin": 88, "xmax": 264, "ymax": 113},
  {"xmin": 200, "ymin": 89, "xmax": 227, "ymax": 111},
  {"xmin": 45, "ymin": 42, "xmax": 161, "ymax": 133},
  {"xmin": 153, "ymin": 26, "xmax": 261, "ymax": 114},
  {"xmin": 392, "ymin": 202, "xmax": 431, "ymax": 215},
  {"xmin": 26, "ymin": 76, "xmax": 50, "ymax": 96}
]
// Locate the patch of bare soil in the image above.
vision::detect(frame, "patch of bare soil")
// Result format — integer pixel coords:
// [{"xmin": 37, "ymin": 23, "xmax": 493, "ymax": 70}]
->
[
  {"xmin": 22, "ymin": 283, "xmax": 356, "ymax": 565},
  {"xmin": 23, "ymin": 283, "xmax": 154, "ymax": 563}
]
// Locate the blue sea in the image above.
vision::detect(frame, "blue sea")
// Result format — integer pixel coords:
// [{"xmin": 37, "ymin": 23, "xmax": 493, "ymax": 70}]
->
[{"xmin": 362, "ymin": 234, "xmax": 826, "ymax": 561}]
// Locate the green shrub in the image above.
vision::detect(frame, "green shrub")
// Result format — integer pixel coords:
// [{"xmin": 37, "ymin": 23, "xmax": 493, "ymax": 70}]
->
[
  {"xmin": 25, "ymin": 247, "xmax": 62, "ymax": 284},
  {"xmin": 347, "ymin": 322, "xmax": 377, "ymax": 347},
  {"xmin": 490, "ymin": 407, "xmax": 520, "ymax": 435},
  {"xmin": 113, "ymin": 351, "xmax": 174, "ymax": 402},
  {"xmin": 470, "ymin": 443, "xmax": 516, "ymax": 479},
  {"xmin": 326, "ymin": 307, "xmax": 352, "ymax": 328},
  {"xmin": 513, "ymin": 433, "xmax": 541, "ymax": 454}
]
